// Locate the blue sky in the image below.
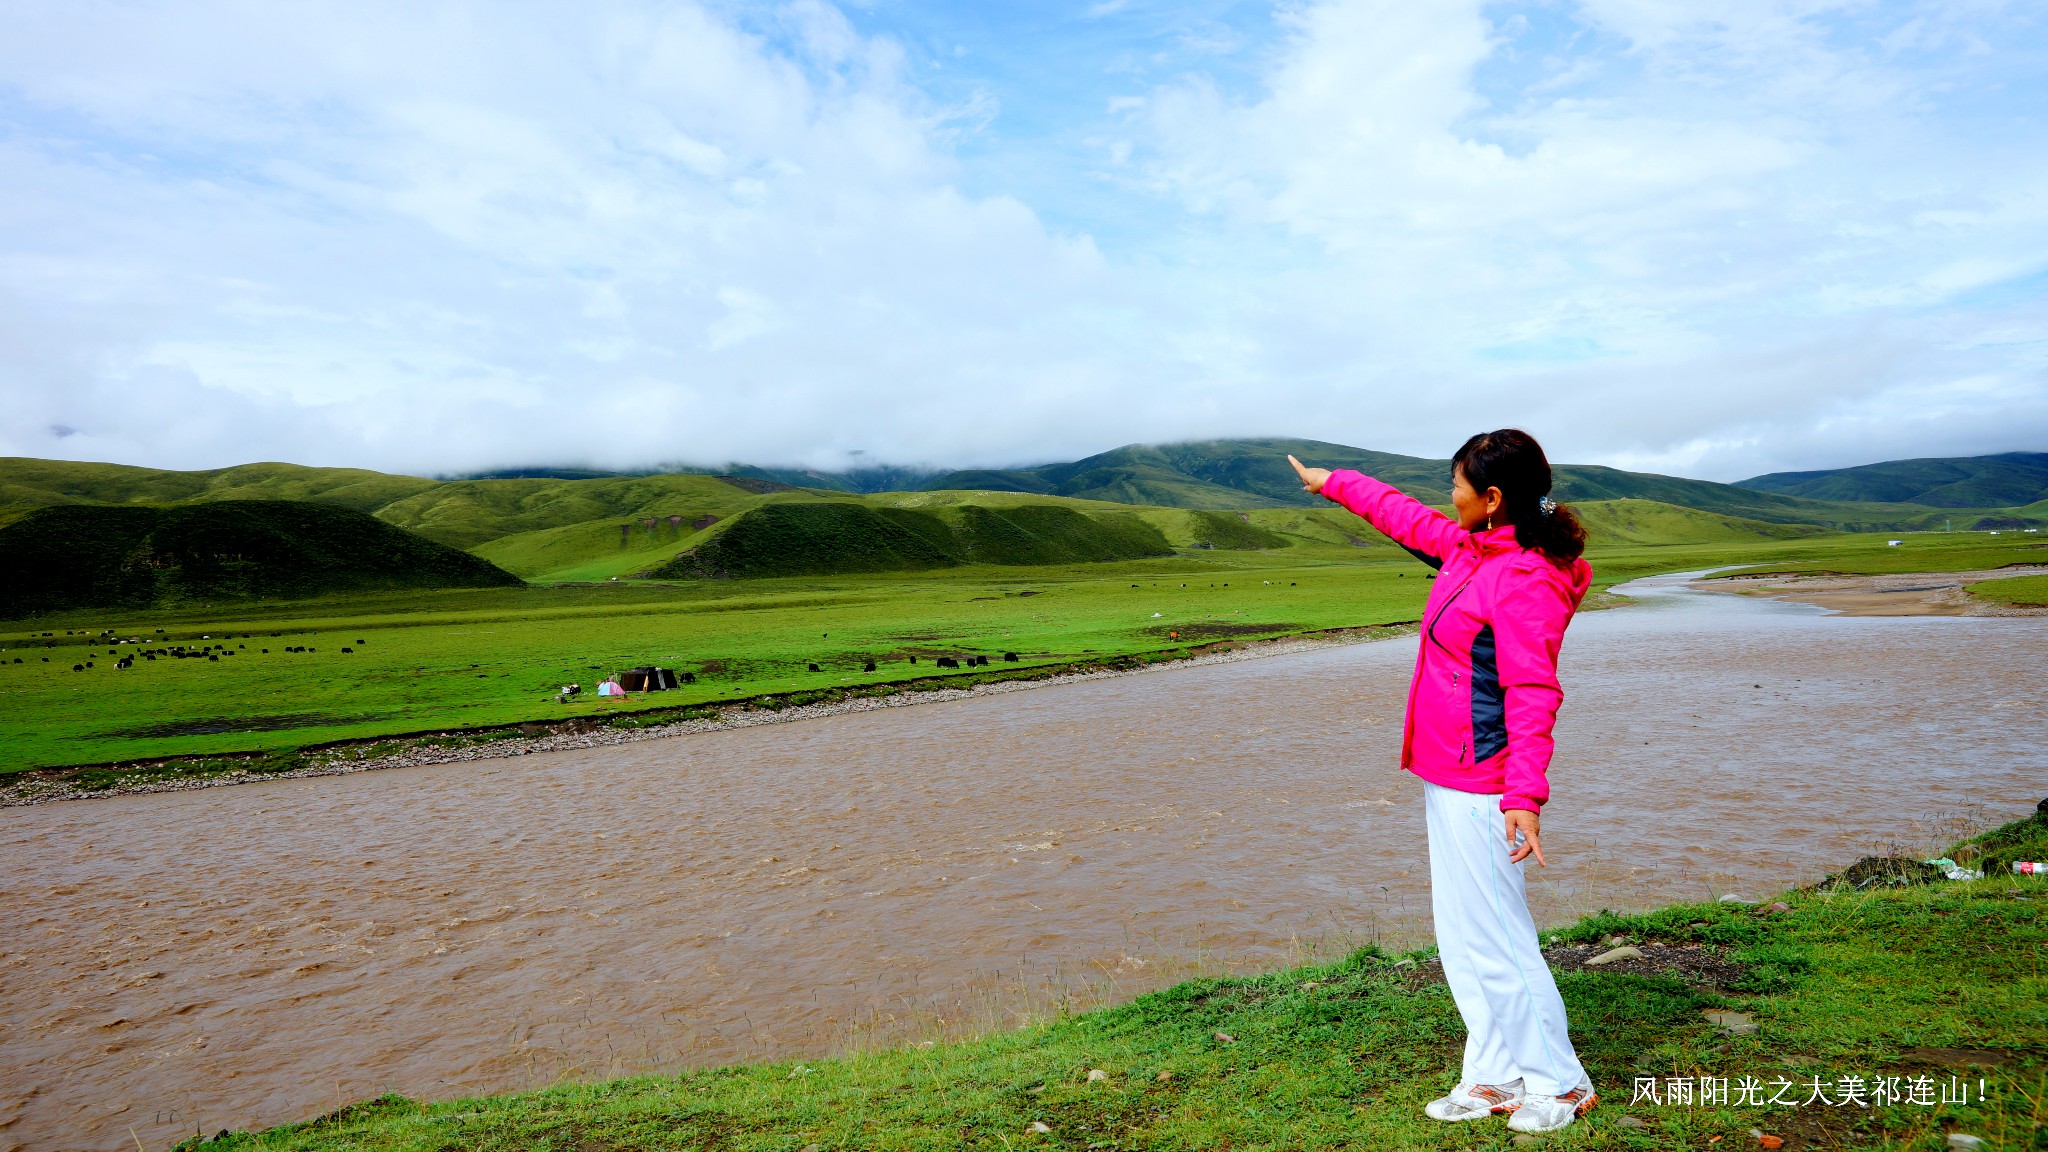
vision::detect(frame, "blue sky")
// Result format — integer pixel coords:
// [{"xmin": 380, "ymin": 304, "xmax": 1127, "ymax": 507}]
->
[{"xmin": 2, "ymin": 0, "xmax": 2045, "ymax": 480}]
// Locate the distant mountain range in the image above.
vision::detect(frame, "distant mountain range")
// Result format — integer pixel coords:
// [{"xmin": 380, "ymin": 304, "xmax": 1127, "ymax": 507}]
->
[
  {"xmin": 450, "ymin": 440, "xmax": 2048, "ymax": 525},
  {"xmin": 721, "ymin": 439, "xmax": 2048, "ymax": 532},
  {"xmin": 1737, "ymin": 452, "xmax": 2048, "ymax": 508},
  {"xmin": 2, "ymin": 441, "xmax": 2041, "ymax": 602}
]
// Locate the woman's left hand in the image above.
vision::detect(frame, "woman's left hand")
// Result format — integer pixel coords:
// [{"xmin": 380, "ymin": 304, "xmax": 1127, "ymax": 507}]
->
[
  {"xmin": 1287, "ymin": 455, "xmax": 1331, "ymax": 494},
  {"xmin": 1505, "ymin": 809, "xmax": 1545, "ymax": 866}
]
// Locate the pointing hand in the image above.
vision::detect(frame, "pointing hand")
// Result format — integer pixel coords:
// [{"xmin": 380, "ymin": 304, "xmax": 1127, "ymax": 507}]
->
[{"xmin": 1287, "ymin": 455, "xmax": 1331, "ymax": 495}]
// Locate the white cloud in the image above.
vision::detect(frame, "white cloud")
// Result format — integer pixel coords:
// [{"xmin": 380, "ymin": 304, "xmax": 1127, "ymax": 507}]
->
[
  {"xmin": 0, "ymin": 0, "xmax": 1165, "ymax": 473},
  {"xmin": 0, "ymin": 0, "xmax": 2043, "ymax": 482},
  {"xmin": 1123, "ymin": 0, "xmax": 2048, "ymax": 476}
]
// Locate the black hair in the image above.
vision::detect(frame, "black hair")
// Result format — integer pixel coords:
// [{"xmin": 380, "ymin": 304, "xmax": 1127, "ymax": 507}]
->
[{"xmin": 1452, "ymin": 428, "xmax": 1586, "ymax": 563}]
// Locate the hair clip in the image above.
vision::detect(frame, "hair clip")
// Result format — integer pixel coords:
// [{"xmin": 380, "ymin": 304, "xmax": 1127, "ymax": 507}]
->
[{"xmin": 1538, "ymin": 496, "xmax": 1557, "ymax": 516}]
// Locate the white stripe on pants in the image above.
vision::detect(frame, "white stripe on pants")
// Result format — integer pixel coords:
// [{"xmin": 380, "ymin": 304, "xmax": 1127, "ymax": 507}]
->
[{"xmin": 1424, "ymin": 780, "xmax": 1586, "ymax": 1096}]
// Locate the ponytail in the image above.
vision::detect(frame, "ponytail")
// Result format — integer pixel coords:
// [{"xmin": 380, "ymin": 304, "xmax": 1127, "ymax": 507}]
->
[{"xmin": 1452, "ymin": 429, "xmax": 1587, "ymax": 564}]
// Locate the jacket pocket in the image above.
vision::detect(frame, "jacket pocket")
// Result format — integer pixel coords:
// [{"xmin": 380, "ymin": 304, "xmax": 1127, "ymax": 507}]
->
[{"xmin": 1468, "ymin": 623, "xmax": 1508, "ymax": 761}]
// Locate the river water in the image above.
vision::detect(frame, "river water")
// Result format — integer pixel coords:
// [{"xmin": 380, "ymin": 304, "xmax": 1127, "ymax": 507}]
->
[{"xmin": 4, "ymin": 574, "xmax": 2044, "ymax": 1151}]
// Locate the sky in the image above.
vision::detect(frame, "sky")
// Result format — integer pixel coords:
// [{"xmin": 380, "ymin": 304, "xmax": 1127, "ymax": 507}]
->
[{"xmin": 2, "ymin": 0, "xmax": 2045, "ymax": 482}]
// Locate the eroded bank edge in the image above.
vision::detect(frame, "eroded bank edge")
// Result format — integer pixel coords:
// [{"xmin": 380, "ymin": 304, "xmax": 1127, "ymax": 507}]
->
[{"xmin": 2, "ymin": 622, "xmax": 1423, "ymax": 806}]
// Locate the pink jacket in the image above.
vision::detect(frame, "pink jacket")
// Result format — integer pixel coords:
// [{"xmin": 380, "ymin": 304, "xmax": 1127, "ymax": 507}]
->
[{"xmin": 1322, "ymin": 470, "xmax": 1592, "ymax": 812}]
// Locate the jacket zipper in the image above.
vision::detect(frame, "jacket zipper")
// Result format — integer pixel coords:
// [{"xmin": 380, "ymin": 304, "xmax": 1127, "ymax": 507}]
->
[{"xmin": 1425, "ymin": 573, "xmax": 1478, "ymax": 656}]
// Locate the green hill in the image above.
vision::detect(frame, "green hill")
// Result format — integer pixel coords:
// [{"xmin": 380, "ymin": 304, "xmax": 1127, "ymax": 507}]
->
[
  {"xmin": 648, "ymin": 500, "xmax": 1175, "ymax": 579},
  {"xmin": 0, "ymin": 500, "xmax": 521, "ymax": 618},
  {"xmin": 719, "ymin": 463, "xmax": 947, "ymax": 494},
  {"xmin": 0, "ymin": 458, "xmax": 438, "ymax": 522},
  {"xmin": 918, "ymin": 439, "xmax": 1438, "ymax": 508},
  {"xmin": 912, "ymin": 438, "xmax": 2024, "ymax": 530},
  {"xmin": 370, "ymin": 473, "xmax": 768, "ymax": 549},
  {"xmin": 650, "ymin": 503, "xmax": 959, "ymax": 578},
  {"xmin": 1569, "ymin": 498, "xmax": 1828, "ymax": 545},
  {"xmin": 1738, "ymin": 451, "xmax": 2048, "ymax": 507},
  {"xmin": 8, "ymin": 443, "xmax": 2043, "ymax": 589}
]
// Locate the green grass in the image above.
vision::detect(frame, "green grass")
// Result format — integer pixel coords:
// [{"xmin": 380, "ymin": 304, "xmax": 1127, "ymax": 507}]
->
[
  {"xmin": 0, "ymin": 553, "xmax": 1418, "ymax": 770},
  {"xmin": 1675, "ymin": 531, "xmax": 2048, "ymax": 585},
  {"xmin": 5, "ymin": 530, "xmax": 2043, "ymax": 773},
  {"xmin": 1971, "ymin": 573, "xmax": 2048, "ymax": 607},
  {"xmin": 182, "ymin": 815, "xmax": 2048, "ymax": 1151}
]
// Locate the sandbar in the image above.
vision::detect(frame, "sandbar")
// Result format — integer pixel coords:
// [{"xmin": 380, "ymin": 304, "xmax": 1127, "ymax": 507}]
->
[{"xmin": 1704, "ymin": 565, "xmax": 2048, "ymax": 617}]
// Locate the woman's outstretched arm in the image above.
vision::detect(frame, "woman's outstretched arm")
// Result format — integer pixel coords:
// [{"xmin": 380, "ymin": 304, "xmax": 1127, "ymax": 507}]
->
[{"xmin": 1288, "ymin": 454, "xmax": 1464, "ymax": 563}]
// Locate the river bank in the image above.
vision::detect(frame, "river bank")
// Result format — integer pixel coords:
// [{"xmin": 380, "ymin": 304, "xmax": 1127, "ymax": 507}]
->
[
  {"xmin": 5, "ymin": 560, "xmax": 2028, "ymax": 808},
  {"xmin": 7, "ymin": 571, "xmax": 2044, "ymax": 1151},
  {"xmin": 1, "ymin": 623, "xmax": 1420, "ymax": 807},
  {"xmin": 188, "ymin": 811, "xmax": 2048, "ymax": 1152},
  {"xmin": 1708, "ymin": 565, "xmax": 2048, "ymax": 617}
]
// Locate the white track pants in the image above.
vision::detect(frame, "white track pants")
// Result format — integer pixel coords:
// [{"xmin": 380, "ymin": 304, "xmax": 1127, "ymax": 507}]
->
[{"xmin": 1424, "ymin": 781, "xmax": 1587, "ymax": 1096}]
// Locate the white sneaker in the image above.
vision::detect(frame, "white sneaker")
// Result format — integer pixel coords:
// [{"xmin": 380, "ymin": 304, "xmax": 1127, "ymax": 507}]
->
[
  {"xmin": 1506, "ymin": 1078, "xmax": 1597, "ymax": 1132},
  {"xmin": 1424, "ymin": 1079, "xmax": 1524, "ymax": 1122}
]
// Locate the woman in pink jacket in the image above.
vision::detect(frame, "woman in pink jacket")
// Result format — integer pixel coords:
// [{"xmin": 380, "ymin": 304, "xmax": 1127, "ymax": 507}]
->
[{"xmin": 1289, "ymin": 429, "xmax": 1597, "ymax": 1134}]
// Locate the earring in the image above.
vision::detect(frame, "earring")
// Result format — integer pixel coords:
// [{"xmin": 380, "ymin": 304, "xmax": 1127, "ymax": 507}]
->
[{"xmin": 1485, "ymin": 514, "xmax": 1493, "ymax": 531}]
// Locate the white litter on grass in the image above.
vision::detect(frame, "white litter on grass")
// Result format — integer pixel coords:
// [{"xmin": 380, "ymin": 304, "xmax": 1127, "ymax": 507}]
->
[{"xmin": 1924, "ymin": 857, "xmax": 1985, "ymax": 881}]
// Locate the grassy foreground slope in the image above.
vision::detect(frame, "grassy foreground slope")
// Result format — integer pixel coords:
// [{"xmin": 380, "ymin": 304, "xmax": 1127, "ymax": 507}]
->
[
  {"xmin": 195, "ymin": 814, "xmax": 2048, "ymax": 1152},
  {"xmin": 0, "ymin": 501, "xmax": 520, "ymax": 617},
  {"xmin": 3, "ymin": 529, "xmax": 2042, "ymax": 772}
]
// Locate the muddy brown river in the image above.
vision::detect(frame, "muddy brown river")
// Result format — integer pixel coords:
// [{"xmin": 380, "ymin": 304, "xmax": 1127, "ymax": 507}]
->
[{"xmin": 4, "ymin": 574, "xmax": 2045, "ymax": 1151}]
